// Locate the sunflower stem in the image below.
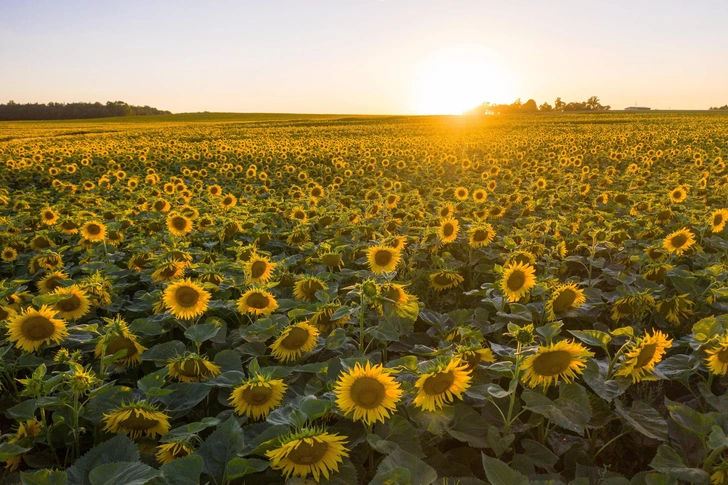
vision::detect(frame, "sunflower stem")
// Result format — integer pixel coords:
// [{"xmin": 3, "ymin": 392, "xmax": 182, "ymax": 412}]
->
[
  {"xmin": 359, "ymin": 292, "xmax": 366, "ymax": 353},
  {"xmin": 503, "ymin": 343, "xmax": 522, "ymax": 435}
]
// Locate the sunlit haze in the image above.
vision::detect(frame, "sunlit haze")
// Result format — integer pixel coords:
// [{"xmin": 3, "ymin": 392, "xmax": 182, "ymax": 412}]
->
[{"xmin": 2, "ymin": 0, "xmax": 727, "ymax": 114}]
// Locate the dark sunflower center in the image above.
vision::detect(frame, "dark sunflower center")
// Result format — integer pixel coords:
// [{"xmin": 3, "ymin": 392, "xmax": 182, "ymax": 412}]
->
[
  {"xmin": 33, "ymin": 237, "xmax": 51, "ymax": 248},
  {"xmin": 288, "ymin": 440, "xmax": 329, "ymax": 465},
  {"xmin": 385, "ymin": 287, "xmax": 403, "ymax": 302},
  {"xmin": 223, "ymin": 197, "xmax": 234, "ymax": 205},
  {"xmin": 86, "ymin": 224, "xmax": 102, "ymax": 236},
  {"xmin": 423, "ymin": 371, "xmax": 455, "ymax": 395},
  {"xmin": 44, "ymin": 211, "xmax": 55, "ymax": 220},
  {"xmin": 443, "ymin": 224, "xmax": 454, "ymax": 237},
  {"xmin": 433, "ymin": 273, "xmax": 453, "ymax": 286},
  {"xmin": 670, "ymin": 234, "xmax": 688, "ymax": 248},
  {"xmin": 57, "ymin": 294, "xmax": 81, "ymax": 312},
  {"xmin": 322, "ymin": 254, "xmax": 342, "ymax": 267},
  {"xmin": 21, "ymin": 316, "xmax": 55, "ymax": 340},
  {"xmin": 246, "ymin": 292, "xmax": 270, "ymax": 309},
  {"xmin": 718, "ymin": 349, "xmax": 728, "ymax": 364},
  {"xmin": 175, "ymin": 286, "xmax": 200, "ymax": 307},
  {"xmin": 120, "ymin": 412, "xmax": 159, "ymax": 431},
  {"xmin": 180, "ymin": 359, "xmax": 203, "ymax": 377},
  {"xmin": 160, "ymin": 265, "xmax": 179, "ymax": 278},
  {"xmin": 473, "ymin": 230, "xmax": 487, "ymax": 242},
  {"xmin": 714, "ymin": 214, "xmax": 724, "ymax": 226},
  {"xmin": 507, "ymin": 270, "xmax": 526, "ymax": 291},
  {"xmin": 251, "ymin": 261, "xmax": 269, "ymax": 278},
  {"xmin": 552, "ymin": 289, "xmax": 577, "ymax": 312},
  {"xmin": 617, "ymin": 301, "xmax": 634, "ymax": 314},
  {"xmin": 242, "ymin": 384, "xmax": 273, "ymax": 405},
  {"xmin": 0, "ymin": 307, "xmax": 9, "ymax": 320},
  {"xmin": 171, "ymin": 217, "xmax": 188, "ymax": 231},
  {"xmin": 635, "ymin": 343, "xmax": 657, "ymax": 368},
  {"xmin": 374, "ymin": 250, "xmax": 392, "ymax": 266},
  {"xmin": 281, "ymin": 327, "xmax": 310, "ymax": 350},
  {"xmin": 350, "ymin": 376, "xmax": 386, "ymax": 408},
  {"xmin": 154, "ymin": 201, "xmax": 166, "ymax": 210},
  {"xmin": 106, "ymin": 337, "xmax": 139, "ymax": 359},
  {"xmin": 532, "ymin": 350, "xmax": 573, "ymax": 376},
  {"xmin": 301, "ymin": 280, "xmax": 323, "ymax": 297}
]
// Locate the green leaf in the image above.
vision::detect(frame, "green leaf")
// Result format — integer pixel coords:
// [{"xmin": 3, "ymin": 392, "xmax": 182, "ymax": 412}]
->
[
  {"xmin": 369, "ymin": 467, "xmax": 411, "ymax": 485},
  {"xmin": 194, "ymin": 416, "xmax": 245, "ymax": 484},
  {"xmin": 379, "ymin": 449, "xmax": 437, "ymax": 485},
  {"xmin": 0, "ymin": 442, "xmax": 30, "ymax": 461},
  {"xmin": 141, "ymin": 340, "xmax": 186, "ymax": 361},
  {"xmin": 522, "ymin": 383, "xmax": 591, "ymax": 435},
  {"xmin": 650, "ymin": 445, "xmax": 710, "ymax": 484},
  {"xmin": 157, "ymin": 383, "xmax": 211, "ymax": 412},
  {"xmin": 20, "ymin": 470, "xmax": 68, "ymax": 485},
  {"xmin": 582, "ymin": 360, "xmax": 626, "ymax": 402},
  {"xmin": 664, "ymin": 398, "xmax": 715, "ymax": 436},
  {"xmin": 481, "ymin": 454, "xmax": 529, "ymax": 485},
  {"xmin": 486, "ymin": 426, "xmax": 515, "ymax": 458},
  {"xmin": 7, "ymin": 399, "xmax": 38, "ymax": 421},
  {"xmin": 67, "ymin": 434, "xmax": 139, "ymax": 485},
  {"xmin": 614, "ymin": 400, "xmax": 668, "ymax": 442},
  {"xmin": 691, "ymin": 316, "xmax": 723, "ymax": 342},
  {"xmin": 569, "ymin": 329, "xmax": 611, "ymax": 347},
  {"xmin": 522, "ymin": 439, "xmax": 558, "ymax": 472},
  {"xmin": 225, "ymin": 458, "xmax": 268, "ymax": 480},
  {"xmin": 184, "ymin": 323, "xmax": 220, "ymax": 344},
  {"xmin": 447, "ymin": 403, "xmax": 490, "ymax": 448},
  {"xmin": 708, "ymin": 425, "xmax": 728, "ymax": 450},
  {"xmin": 88, "ymin": 462, "xmax": 161, "ymax": 485},
  {"xmin": 160, "ymin": 455, "xmax": 204, "ymax": 485}
]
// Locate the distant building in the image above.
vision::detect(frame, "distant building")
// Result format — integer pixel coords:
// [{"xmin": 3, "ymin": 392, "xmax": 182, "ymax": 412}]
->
[{"xmin": 625, "ymin": 106, "xmax": 651, "ymax": 110}]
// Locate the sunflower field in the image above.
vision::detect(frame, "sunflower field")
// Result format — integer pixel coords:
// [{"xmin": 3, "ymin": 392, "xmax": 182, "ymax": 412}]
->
[{"xmin": 1, "ymin": 112, "xmax": 728, "ymax": 485}]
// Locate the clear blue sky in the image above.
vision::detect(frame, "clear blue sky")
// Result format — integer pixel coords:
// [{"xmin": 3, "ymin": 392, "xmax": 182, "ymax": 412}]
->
[{"xmin": 1, "ymin": 0, "xmax": 726, "ymax": 114}]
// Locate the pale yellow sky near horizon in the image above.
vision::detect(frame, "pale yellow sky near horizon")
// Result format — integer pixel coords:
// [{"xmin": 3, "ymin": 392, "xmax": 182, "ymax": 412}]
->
[{"xmin": 1, "ymin": 0, "xmax": 727, "ymax": 114}]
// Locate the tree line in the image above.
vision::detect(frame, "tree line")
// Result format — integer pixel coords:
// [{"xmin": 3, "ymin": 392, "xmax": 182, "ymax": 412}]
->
[
  {"xmin": 709, "ymin": 105, "xmax": 728, "ymax": 110},
  {"xmin": 0, "ymin": 101, "xmax": 171, "ymax": 121},
  {"xmin": 465, "ymin": 96, "xmax": 610, "ymax": 115}
]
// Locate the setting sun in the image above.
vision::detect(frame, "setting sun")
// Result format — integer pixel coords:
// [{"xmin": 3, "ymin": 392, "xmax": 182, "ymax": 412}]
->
[{"xmin": 411, "ymin": 46, "xmax": 517, "ymax": 115}]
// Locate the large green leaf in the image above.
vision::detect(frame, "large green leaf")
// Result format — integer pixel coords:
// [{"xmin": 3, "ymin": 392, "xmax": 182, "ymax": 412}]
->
[
  {"xmin": 160, "ymin": 455, "xmax": 204, "ymax": 485},
  {"xmin": 88, "ymin": 462, "xmax": 161, "ymax": 485},
  {"xmin": 649, "ymin": 445, "xmax": 710, "ymax": 484},
  {"xmin": 194, "ymin": 416, "xmax": 245, "ymax": 484},
  {"xmin": 481, "ymin": 454, "xmax": 529, "ymax": 485},
  {"xmin": 614, "ymin": 400, "xmax": 668, "ymax": 442},
  {"xmin": 66, "ymin": 434, "xmax": 139, "ymax": 485},
  {"xmin": 522, "ymin": 383, "xmax": 591, "ymax": 435},
  {"xmin": 664, "ymin": 398, "xmax": 715, "ymax": 436},
  {"xmin": 378, "ymin": 449, "xmax": 437, "ymax": 485},
  {"xmin": 20, "ymin": 470, "xmax": 68, "ymax": 485}
]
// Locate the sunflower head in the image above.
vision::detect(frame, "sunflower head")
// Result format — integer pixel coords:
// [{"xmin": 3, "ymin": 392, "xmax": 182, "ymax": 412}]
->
[
  {"xmin": 270, "ymin": 321, "xmax": 320, "ymax": 362},
  {"xmin": 710, "ymin": 209, "xmax": 728, "ymax": 233},
  {"xmin": 156, "ymin": 441, "xmax": 194, "ymax": 465},
  {"xmin": 293, "ymin": 275, "xmax": 328, "ymax": 302},
  {"xmin": 545, "ymin": 283, "xmax": 586, "ymax": 321},
  {"xmin": 616, "ymin": 329, "xmax": 673, "ymax": 382},
  {"xmin": 80, "ymin": 221, "xmax": 107, "ymax": 242},
  {"xmin": 705, "ymin": 334, "xmax": 728, "ymax": 376},
  {"xmin": 247, "ymin": 255, "xmax": 276, "ymax": 283},
  {"xmin": 94, "ymin": 316, "xmax": 147, "ymax": 366},
  {"xmin": 429, "ymin": 270, "xmax": 464, "ymax": 291},
  {"xmin": 229, "ymin": 373, "xmax": 287, "ymax": 420},
  {"xmin": 334, "ymin": 361, "xmax": 403, "ymax": 424},
  {"xmin": 501, "ymin": 261, "xmax": 537, "ymax": 302},
  {"xmin": 237, "ymin": 288, "xmax": 278, "ymax": 316},
  {"xmin": 103, "ymin": 400, "xmax": 171, "ymax": 440},
  {"xmin": 266, "ymin": 428, "xmax": 349, "ymax": 482},
  {"xmin": 163, "ymin": 279, "xmax": 211, "ymax": 320},
  {"xmin": 167, "ymin": 353, "xmax": 222, "ymax": 382},
  {"xmin": 662, "ymin": 227, "xmax": 696, "ymax": 255},
  {"xmin": 413, "ymin": 358, "xmax": 472, "ymax": 412},
  {"xmin": 6, "ymin": 305, "xmax": 68, "ymax": 353},
  {"xmin": 53, "ymin": 285, "xmax": 91, "ymax": 321},
  {"xmin": 521, "ymin": 340, "xmax": 593, "ymax": 388},
  {"xmin": 438, "ymin": 217, "xmax": 459, "ymax": 244}
]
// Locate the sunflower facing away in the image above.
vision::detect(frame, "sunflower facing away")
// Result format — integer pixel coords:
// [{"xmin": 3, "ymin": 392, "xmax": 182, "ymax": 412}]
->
[
  {"xmin": 293, "ymin": 275, "xmax": 328, "ymax": 302},
  {"xmin": 662, "ymin": 227, "xmax": 696, "ymax": 255},
  {"xmin": 156, "ymin": 440, "xmax": 194, "ymax": 465},
  {"xmin": 704, "ymin": 333, "xmax": 728, "ymax": 376},
  {"xmin": 238, "ymin": 288, "xmax": 279, "ymax": 316},
  {"xmin": 429, "ymin": 269, "xmax": 464, "ymax": 291},
  {"xmin": 266, "ymin": 428, "xmax": 349, "ymax": 482},
  {"xmin": 270, "ymin": 321, "xmax": 320, "ymax": 362},
  {"xmin": 334, "ymin": 361, "xmax": 403, "ymax": 424},
  {"xmin": 545, "ymin": 283, "xmax": 586, "ymax": 321},
  {"xmin": 53, "ymin": 285, "xmax": 91, "ymax": 320},
  {"xmin": 80, "ymin": 220, "xmax": 107, "ymax": 242},
  {"xmin": 103, "ymin": 401, "xmax": 171, "ymax": 439},
  {"xmin": 366, "ymin": 246, "xmax": 401, "ymax": 274},
  {"xmin": 413, "ymin": 358, "xmax": 472, "ymax": 412},
  {"xmin": 616, "ymin": 329, "xmax": 673, "ymax": 382},
  {"xmin": 37, "ymin": 270, "xmax": 70, "ymax": 294},
  {"xmin": 94, "ymin": 316, "xmax": 147, "ymax": 366},
  {"xmin": 167, "ymin": 353, "xmax": 222, "ymax": 382},
  {"xmin": 247, "ymin": 254, "xmax": 276, "ymax": 283},
  {"xmin": 438, "ymin": 217, "xmax": 459, "ymax": 244},
  {"xmin": 6, "ymin": 305, "xmax": 68, "ymax": 352},
  {"xmin": 163, "ymin": 279, "xmax": 211, "ymax": 320},
  {"xmin": 501, "ymin": 261, "xmax": 537, "ymax": 302},
  {"xmin": 521, "ymin": 340, "xmax": 593, "ymax": 388},
  {"xmin": 229, "ymin": 374, "xmax": 287, "ymax": 420}
]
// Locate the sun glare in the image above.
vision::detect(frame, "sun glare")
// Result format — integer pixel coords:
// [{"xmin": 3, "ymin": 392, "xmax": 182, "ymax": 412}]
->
[{"xmin": 411, "ymin": 46, "xmax": 516, "ymax": 115}]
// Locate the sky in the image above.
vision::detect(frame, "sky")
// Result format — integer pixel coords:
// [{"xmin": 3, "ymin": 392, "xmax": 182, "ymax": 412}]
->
[{"xmin": 1, "ymin": 0, "xmax": 727, "ymax": 114}]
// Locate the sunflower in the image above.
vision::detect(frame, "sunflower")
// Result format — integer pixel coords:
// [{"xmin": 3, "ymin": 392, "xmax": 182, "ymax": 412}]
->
[
  {"xmin": 468, "ymin": 223, "xmax": 495, "ymax": 248},
  {"xmin": 270, "ymin": 321, "xmax": 320, "ymax": 362},
  {"xmin": 103, "ymin": 401, "xmax": 171, "ymax": 440},
  {"xmin": 378, "ymin": 283, "xmax": 411, "ymax": 306},
  {"xmin": 662, "ymin": 227, "xmax": 696, "ymax": 255},
  {"xmin": 3, "ymin": 419, "xmax": 42, "ymax": 471},
  {"xmin": 40, "ymin": 207, "xmax": 59, "ymax": 225},
  {"xmin": 293, "ymin": 275, "xmax": 328, "ymax": 302},
  {"xmin": 220, "ymin": 193, "xmax": 237, "ymax": 209},
  {"xmin": 310, "ymin": 303, "xmax": 349, "ymax": 333},
  {"xmin": 151, "ymin": 260, "xmax": 186, "ymax": 282},
  {"xmin": 156, "ymin": 441, "xmax": 194, "ymax": 465},
  {"xmin": 611, "ymin": 293, "xmax": 654, "ymax": 322},
  {"xmin": 247, "ymin": 255, "xmax": 276, "ymax": 283},
  {"xmin": 163, "ymin": 279, "xmax": 211, "ymax": 320},
  {"xmin": 669, "ymin": 186, "xmax": 687, "ymax": 203},
  {"xmin": 366, "ymin": 246, "xmax": 401, "ymax": 274},
  {"xmin": 521, "ymin": 340, "xmax": 593, "ymax": 388},
  {"xmin": 705, "ymin": 334, "xmax": 728, "ymax": 376},
  {"xmin": 80, "ymin": 220, "xmax": 107, "ymax": 242},
  {"xmin": 656, "ymin": 294, "xmax": 693, "ymax": 325},
  {"xmin": 320, "ymin": 251, "xmax": 344, "ymax": 270},
  {"xmin": 6, "ymin": 306, "xmax": 68, "ymax": 352},
  {"xmin": 166, "ymin": 212, "xmax": 193, "ymax": 236},
  {"xmin": 208, "ymin": 184, "xmax": 223, "ymax": 197},
  {"xmin": 711, "ymin": 208, "xmax": 728, "ymax": 233},
  {"xmin": 266, "ymin": 428, "xmax": 349, "ymax": 482},
  {"xmin": 0, "ymin": 305, "xmax": 17, "ymax": 322},
  {"xmin": 1, "ymin": 246, "xmax": 18, "ymax": 262},
  {"xmin": 437, "ymin": 217, "xmax": 459, "ymax": 244},
  {"xmin": 238, "ymin": 288, "xmax": 278, "ymax": 316},
  {"xmin": 53, "ymin": 285, "xmax": 91, "ymax": 320},
  {"xmin": 167, "ymin": 353, "xmax": 222, "ymax": 382},
  {"xmin": 429, "ymin": 270, "xmax": 464, "ymax": 291},
  {"xmin": 501, "ymin": 261, "xmax": 537, "ymax": 302},
  {"xmin": 545, "ymin": 283, "xmax": 586, "ymax": 321},
  {"xmin": 334, "ymin": 361, "xmax": 403, "ymax": 425},
  {"xmin": 229, "ymin": 374, "xmax": 287, "ymax": 420},
  {"xmin": 94, "ymin": 316, "xmax": 147, "ymax": 366},
  {"xmin": 456, "ymin": 345, "xmax": 496, "ymax": 370},
  {"xmin": 413, "ymin": 358, "xmax": 472, "ymax": 412},
  {"xmin": 615, "ymin": 329, "xmax": 673, "ymax": 382}
]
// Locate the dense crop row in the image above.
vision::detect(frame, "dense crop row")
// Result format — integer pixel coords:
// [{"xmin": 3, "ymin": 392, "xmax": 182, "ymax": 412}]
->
[{"xmin": 0, "ymin": 113, "xmax": 727, "ymax": 485}]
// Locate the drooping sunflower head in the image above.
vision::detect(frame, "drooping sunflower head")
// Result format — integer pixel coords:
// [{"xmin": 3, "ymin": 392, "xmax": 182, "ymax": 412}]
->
[
  {"xmin": 456, "ymin": 344, "xmax": 496, "ymax": 370},
  {"xmin": 413, "ymin": 358, "xmax": 472, "ymax": 412},
  {"xmin": 163, "ymin": 279, "xmax": 211, "ymax": 320},
  {"xmin": 662, "ymin": 227, "xmax": 696, "ymax": 255},
  {"xmin": 428, "ymin": 269, "xmax": 464, "ymax": 292},
  {"xmin": 80, "ymin": 220, "xmax": 107, "ymax": 242},
  {"xmin": 151, "ymin": 260, "xmax": 186, "ymax": 282},
  {"xmin": 366, "ymin": 245, "xmax": 401, "ymax": 274},
  {"xmin": 156, "ymin": 440, "xmax": 194, "ymax": 465},
  {"xmin": 103, "ymin": 400, "xmax": 171, "ymax": 440},
  {"xmin": 468, "ymin": 223, "xmax": 495, "ymax": 248},
  {"xmin": 378, "ymin": 283, "xmax": 411, "ymax": 306},
  {"xmin": 6, "ymin": 305, "xmax": 68, "ymax": 353},
  {"xmin": 293, "ymin": 275, "xmax": 328, "ymax": 302},
  {"xmin": 545, "ymin": 282, "xmax": 586, "ymax": 321},
  {"xmin": 270, "ymin": 321, "xmax": 320, "ymax": 362},
  {"xmin": 319, "ymin": 251, "xmax": 344, "ymax": 270},
  {"xmin": 334, "ymin": 361, "xmax": 403, "ymax": 425},
  {"xmin": 500, "ymin": 261, "xmax": 537, "ymax": 302},
  {"xmin": 522, "ymin": 340, "xmax": 593, "ymax": 388},
  {"xmin": 167, "ymin": 353, "xmax": 222, "ymax": 383},
  {"xmin": 705, "ymin": 334, "xmax": 728, "ymax": 376},
  {"xmin": 616, "ymin": 329, "xmax": 673, "ymax": 382},
  {"xmin": 238, "ymin": 288, "xmax": 278, "ymax": 316},
  {"xmin": 229, "ymin": 373, "xmax": 288, "ymax": 420},
  {"xmin": 310, "ymin": 303, "xmax": 349, "ymax": 333},
  {"xmin": 53, "ymin": 285, "xmax": 91, "ymax": 321},
  {"xmin": 94, "ymin": 316, "xmax": 147, "ymax": 366},
  {"xmin": 247, "ymin": 255, "xmax": 276, "ymax": 283},
  {"xmin": 37, "ymin": 270, "xmax": 70, "ymax": 294},
  {"xmin": 266, "ymin": 428, "xmax": 349, "ymax": 482}
]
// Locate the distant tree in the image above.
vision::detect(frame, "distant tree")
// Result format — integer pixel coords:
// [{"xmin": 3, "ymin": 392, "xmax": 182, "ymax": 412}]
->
[
  {"xmin": 709, "ymin": 105, "xmax": 728, "ymax": 110},
  {"xmin": 0, "ymin": 101, "xmax": 170, "ymax": 121},
  {"xmin": 521, "ymin": 99, "xmax": 538, "ymax": 112},
  {"xmin": 554, "ymin": 97, "xmax": 566, "ymax": 111},
  {"xmin": 539, "ymin": 102, "xmax": 553, "ymax": 112}
]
